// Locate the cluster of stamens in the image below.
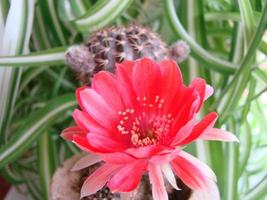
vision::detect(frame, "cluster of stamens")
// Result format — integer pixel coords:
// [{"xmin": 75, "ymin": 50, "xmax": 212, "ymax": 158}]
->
[{"xmin": 116, "ymin": 96, "xmax": 174, "ymax": 147}]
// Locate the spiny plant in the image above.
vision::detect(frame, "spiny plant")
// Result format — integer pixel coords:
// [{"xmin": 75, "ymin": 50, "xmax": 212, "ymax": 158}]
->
[{"xmin": 66, "ymin": 25, "xmax": 189, "ymax": 84}]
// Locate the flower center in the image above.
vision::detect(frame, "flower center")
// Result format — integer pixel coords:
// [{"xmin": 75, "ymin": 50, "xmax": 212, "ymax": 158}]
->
[{"xmin": 117, "ymin": 96, "xmax": 174, "ymax": 147}]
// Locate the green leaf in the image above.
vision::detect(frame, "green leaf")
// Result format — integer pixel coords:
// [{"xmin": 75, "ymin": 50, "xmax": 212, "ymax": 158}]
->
[
  {"xmin": 37, "ymin": 133, "xmax": 56, "ymax": 200},
  {"xmin": 0, "ymin": 0, "xmax": 35, "ymax": 144},
  {"xmin": 205, "ymin": 11, "xmax": 261, "ymax": 22},
  {"xmin": 240, "ymin": 78, "xmax": 256, "ymax": 123},
  {"xmin": 38, "ymin": 0, "xmax": 67, "ymax": 45},
  {"xmin": 0, "ymin": 165, "xmax": 23, "ymax": 184},
  {"xmin": 238, "ymin": 0, "xmax": 256, "ymax": 42},
  {"xmin": 74, "ymin": 0, "xmax": 134, "ymax": 33},
  {"xmin": 164, "ymin": 0, "xmax": 237, "ymax": 74},
  {"xmin": 238, "ymin": 121, "xmax": 252, "ymax": 177},
  {"xmin": 58, "ymin": 0, "xmax": 87, "ymax": 22},
  {"xmin": 243, "ymin": 174, "xmax": 267, "ymax": 200},
  {"xmin": 224, "ymin": 118, "xmax": 239, "ymax": 200},
  {"xmin": 218, "ymin": 2, "xmax": 267, "ymax": 119},
  {"xmin": 0, "ymin": 47, "xmax": 66, "ymax": 67},
  {"xmin": 0, "ymin": 94, "xmax": 76, "ymax": 169},
  {"xmin": 19, "ymin": 66, "xmax": 48, "ymax": 93}
]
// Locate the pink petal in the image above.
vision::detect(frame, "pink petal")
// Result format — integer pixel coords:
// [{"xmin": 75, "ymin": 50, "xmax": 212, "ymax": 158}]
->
[
  {"xmin": 158, "ymin": 60, "xmax": 183, "ymax": 112},
  {"xmin": 171, "ymin": 151, "xmax": 215, "ymax": 190},
  {"xmin": 87, "ymin": 134, "xmax": 126, "ymax": 152},
  {"xmin": 119, "ymin": 60, "xmax": 135, "ymax": 76},
  {"xmin": 149, "ymin": 149, "xmax": 180, "ymax": 165},
  {"xmin": 204, "ymin": 84, "xmax": 214, "ymax": 101},
  {"xmin": 166, "ymin": 91, "xmax": 199, "ymax": 142},
  {"xmin": 73, "ymin": 109, "xmax": 109, "ymax": 135},
  {"xmin": 178, "ymin": 112, "xmax": 218, "ymax": 146},
  {"xmin": 132, "ymin": 58, "xmax": 161, "ymax": 103},
  {"xmin": 171, "ymin": 116, "xmax": 196, "ymax": 146},
  {"xmin": 190, "ymin": 78, "xmax": 206, "ymax": 112},
  {"xmin": 126, "ymin": 145, "xmax": 162, "ymax": 159},
  {"xmin": 100, "ymin": 152, "xmax": 137, "ymax": 164},
  {"xmin": 189, "ymin": 180, "xmax": 220, "ymax": 200},
  {"xmin": 161, "ymin": 163, "xmax": 180, "ymax": 190},
  {"xmin": 80, "ymin": 163, "xmax": 120, "ymax": 198},
  {"xmin": 107, "ymin": 161, "xmax": 147, "ymax": 192},
  {"xmin": 76, "ymin": 87, "xmax": 118, "ymax": 131},
  {"xmin": 163, "ymin": 86, "xmax": 190, "ymax": 117},
  {"xmin": 115, "ymin": 64, "xmax": 137, "ymax": 108},
  {"xmin": 159, "ymin": 59, "xmax": 182, "ymax": 86},
  {"xmin": 61, "ymin": 126, "xmax": 85, "ymax": 141},
  {"xmin": 92, "ymin": 71, "xmax": 124, "ymax": 111},
  {"xmin": 148, "ymin": 164, "xmax": 168, "ymax": 200},
  {"xmin": 178, "ymin": 151, "xmax": 216, "ymax": 181},
  {"xmin": 72, "ymin": 135, "xmax": 102, "ymax": 153},
  {"xmin": 200, "ymin": 128, "xmax": 239, "ymax": 142},
  {"xmin": 71, "ymin": 154, "xmax": 101, "ymax": 171}
]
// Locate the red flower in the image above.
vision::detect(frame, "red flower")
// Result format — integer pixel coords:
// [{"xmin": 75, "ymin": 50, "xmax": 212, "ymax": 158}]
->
[{"xmin": 62, "ymin": 58, "xmax": 238, "ymax": 199}]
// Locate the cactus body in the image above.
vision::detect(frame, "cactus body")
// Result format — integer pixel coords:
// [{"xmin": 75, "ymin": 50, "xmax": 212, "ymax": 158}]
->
[{"xmin": 66, "ymin": 25, "xmax": 189, "ymax": 84}]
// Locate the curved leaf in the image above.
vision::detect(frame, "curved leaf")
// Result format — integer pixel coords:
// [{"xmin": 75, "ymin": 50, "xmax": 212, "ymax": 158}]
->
[
  {"xmin": 163, "ymin": 0, "xmax": 237, "ymax": 74},
  {"xmin": 0, "ymin": 47, "xmax": 66, "ymax": 67},
  {"xmin": 74, "ymin": 0, "xmax": 134, "ymax": 33},
  {"xmin": 0, "ymin": 94, "xmax": 76, "ymax": 169},
  {"xmin": 243, "ymin": 174, "xmax": 267, "ymax": 200}
]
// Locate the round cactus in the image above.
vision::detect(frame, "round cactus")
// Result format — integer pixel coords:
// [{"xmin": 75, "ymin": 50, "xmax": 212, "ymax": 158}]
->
[{"xmin": 66, "ymin": 25, "xmax": 190, "ymax": 84}]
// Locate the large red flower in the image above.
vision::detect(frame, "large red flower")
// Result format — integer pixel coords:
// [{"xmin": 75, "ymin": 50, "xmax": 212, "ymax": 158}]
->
[{"xmin": 62, "ymin": 58, "xmax": 238, "ymax": 200}]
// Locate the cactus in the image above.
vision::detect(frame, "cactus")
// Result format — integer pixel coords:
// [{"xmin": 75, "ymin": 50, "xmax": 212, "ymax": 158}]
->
[{"xmin": 66, "ymin": 25, "xmax": 190, "ymax": 84}]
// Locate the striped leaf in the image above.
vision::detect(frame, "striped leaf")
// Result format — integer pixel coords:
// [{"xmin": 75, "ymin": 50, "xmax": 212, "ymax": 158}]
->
[
  {"xmin": 0, "ymin": 94, "xmax": 76, "ymax": 169},
  {"xmin": 74, "ymin": 0, "xmax": 134, "ymax": 33}
]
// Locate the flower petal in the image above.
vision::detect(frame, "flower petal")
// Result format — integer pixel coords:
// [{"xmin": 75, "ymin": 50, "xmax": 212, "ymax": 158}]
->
[
  {"xmin": 87, "ymin": 134, "xmax": 126, "ymax": 152},
  {"xmin": 92, "ymin": 71, "xmax": 124, "ymax": 111},
  {"xmin": 159, "ymin": 59, "xmax": 182, "ymax": 87},
  {"xmin": 148, "ymin": 164, "xmax": 168, "ymax": 200},
  {"xmin": 80, "ymin": 163, "xmax": 120, "ymax": 198},
  {"xmin": 178, "ymin": 112, "xmax": 218, "ymax": 146},
  {"xmin": 119, "ymin": 60, "xmax": 135, "ymax": 76},
  {"xmin": 71, "ymin": 154, "xmax": 101, "ymax": 171},
  {"xmin": 166, "ymin": 91, "xmax": 199, "ymax": 142},
  {"xmin": 107, "ymin": 161, "xmax": 147, "ymax": 192},
  {"xmin": 178, "ymin": 151, "xmax": 216, "ymax": 181},
  {"xmin": 72, "ymin": 135, "xmax": 102, "ymax": 153},
  {"xmin": 73, "ymin": 109, "xmax": 109, "ymax": 135},
  {"xmin": 189, "ymin": 180, "xmax": 220, "ymax": 200},
  {"xmin": 115, "ymin": 64, "xmax": 137, "ymax": 108},
  {"xmin": 149, "ymin": 149, "xmax": 180, "ymax": 165},
  {"xmin": 132, "ymin": 58, "xmax": 161, "ymax": 103},
  {"xmin": 171, "ymin": 116, "xmax": 196, "ymax": 146},
  {"xmin": 190, "ymin": 78, "xmax": 206, "ymax": 112},
  {"xmin": 161, "ymin": 163, "xmax": 180, "ymax": 190},
  {"xmin": 171, "ymin": 151, "xmax": 216, "ymax": 190},
  {"xmin": 76, "ymin": 87, "xmax": 118, "ymax": 131},
  {"xmin": 158, "ymin": 60, "xmax": 183, "ymax": 111},
  {"xmin": 200, "ymin": 128, "xmax": 239, "ymax": 142},
  {"xmin": 126, "ymin": 145, "xmax": 162, "ymax": 159},
  {"xmin": 61, "ymin": 126, "xmax": 85, "ymax": 141},
  {"xmin": 100, "ymin": 152, "xmax": 137, "ymax": 164},
  {"xmin": 163, "ymin": 86, "xmax": 190, "ymax": 117},
  {"xmin": 204, "ymin": 84, "xmax": 214, "ymax": 101}
]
